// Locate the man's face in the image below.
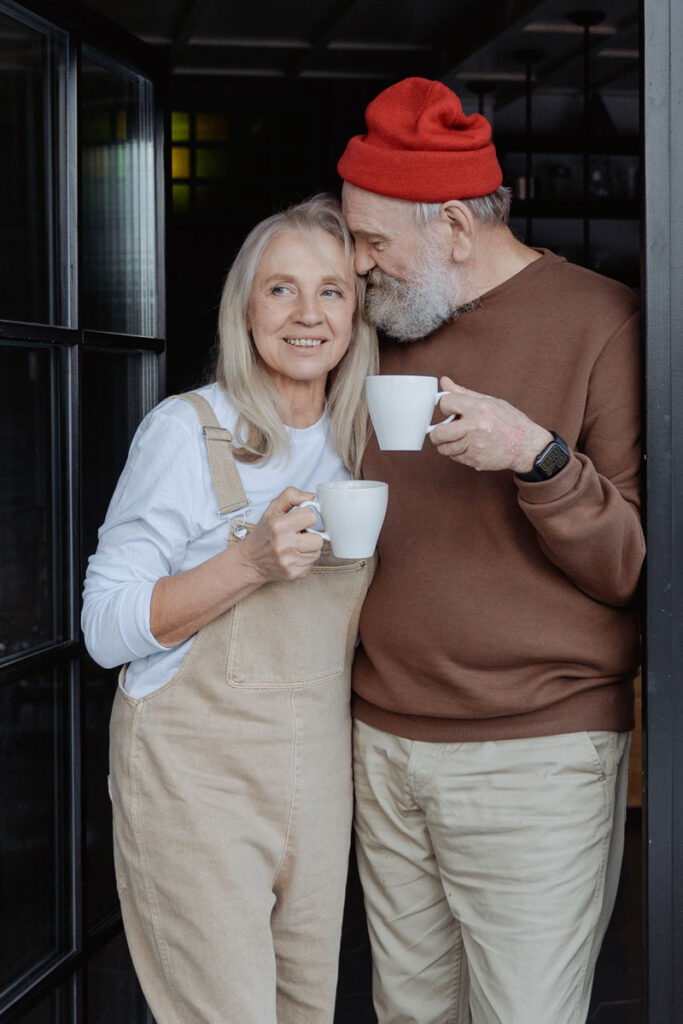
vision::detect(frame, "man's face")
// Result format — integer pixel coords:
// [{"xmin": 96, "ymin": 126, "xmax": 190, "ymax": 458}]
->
[
  {"xmin": 341, "ymin": 182, "xmax": 423, "ymax": 279},
  {"xmin": 341, "ymin": 182, "xmax": 463, "ymax": 341}
]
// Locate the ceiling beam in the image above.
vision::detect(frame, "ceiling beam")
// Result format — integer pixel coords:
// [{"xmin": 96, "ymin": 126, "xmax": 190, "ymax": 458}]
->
[
  {"xmin": 169, "ymin": 0, "xmax": 215, "ymax": 68},
  {"xmin": 170, "ymin": 42, "xmax": 439, "ymax": 80},
  {"xmin": 435, "ymin": 0, "xmax": 549, "ymax": 76},
  {"xmin": 491, "ymin": 12, "xmax": 639, "ymax": 113},
  {"xmin": 16, "ymin": 0, "xmax": 164, "ymax": 75},
  {"xmin": 287, "ymin": 0, "xmax": 360, "ymax": 76}
]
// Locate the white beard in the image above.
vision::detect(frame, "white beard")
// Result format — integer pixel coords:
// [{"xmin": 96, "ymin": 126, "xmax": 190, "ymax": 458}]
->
[{"xmin": 364, "ymin": 239, "xmax": 463, "ymax": 341}]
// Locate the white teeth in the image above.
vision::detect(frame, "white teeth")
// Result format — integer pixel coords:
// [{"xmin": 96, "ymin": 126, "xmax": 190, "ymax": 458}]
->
[{"xmin": 285, "ymin": 338, "xmax": 324, "ymax": 347}]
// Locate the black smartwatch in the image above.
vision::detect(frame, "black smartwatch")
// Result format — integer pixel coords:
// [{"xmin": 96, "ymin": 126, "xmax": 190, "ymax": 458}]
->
[{"xmin": 516, "ymin": 431, "xmax": 570, "ymax": 482}]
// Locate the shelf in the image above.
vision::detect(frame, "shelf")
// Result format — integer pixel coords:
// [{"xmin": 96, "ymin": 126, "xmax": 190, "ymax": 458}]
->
[
  {"xmin": 494, "ymin": 134, "xmax": 639, "ymax": 157},
  {"xmin": 511, "ymin": 199, "xmax": 639, "ymax": 219}
]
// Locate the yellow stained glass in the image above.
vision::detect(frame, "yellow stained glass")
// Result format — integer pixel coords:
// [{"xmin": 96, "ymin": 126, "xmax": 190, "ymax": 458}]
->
[
  {"xmin": 172, "ymin": 183, "xmax": 190, "ymax": 214},
  {"xmin": 196, "ymin": 113, "xmax": 229, "ymax": 141},
  {"xmin": 195, "ymin": 148, "xmax": 229, "ymax": 178},
  {"xmin": 172, "ymin": 111, "xmax": 190, "ymax": 142},
  {"xmin": 116, "ymin": 111, "xmax": 127, "ymax": 141},
  {"xmin": 172, "ymin": 146, "xmax": 191, "ymax": 179}
]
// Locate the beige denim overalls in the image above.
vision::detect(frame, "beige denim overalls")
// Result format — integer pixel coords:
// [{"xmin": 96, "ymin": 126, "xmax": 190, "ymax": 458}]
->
[{"xmin": 109, "ymin": 393, "xmax": 375, "ymax": 1024}]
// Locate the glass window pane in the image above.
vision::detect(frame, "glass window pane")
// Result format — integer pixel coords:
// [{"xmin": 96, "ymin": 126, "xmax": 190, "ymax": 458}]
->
[
  {"xmin": 87, "ymin": 930, "xmax": 150, "ymax": 1023},
  {"xmin": 195, "ymin": 147, "xmax": 229, "ymax": 178},
  {"xmin": 195, "ymin": 112, "xmax": 229, "ymax": 141},
  {"xmin": 172, "ymin": 145, "xmax": 190, "ymax": 178},
  {"xmin": 0, "ymin": 4, "xmax": 71, "ymax": 325},
  {"xmin": 11, "ymin": 982, "xmax": 72, "ymax": 1024},
  {"xmin": 0, "ymin": 344, "xmax": 63, "ymax": 662},
  {"xmin": 0, "ymin": 668, "xmax": 70, "ymax": 996},
  {"xmin": 81, "ymin": 347, "xmax": 158, "ymax": 927},
  {"xmin": 171, "ymin": 110, "xmax": 190, "ymax": 142},
  {"xmin": 80, "ymin": 47, "xmax": 158, "ymax": 337},
  {"xmin": 172, "ymin": 183, "xmax": 190, "ymax": 215},
  {"xmin": 81, "ymin": 347, "xmax": 158, "ymax": 565}
]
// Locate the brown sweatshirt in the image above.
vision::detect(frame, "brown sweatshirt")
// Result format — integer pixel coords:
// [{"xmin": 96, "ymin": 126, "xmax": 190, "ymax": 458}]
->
[{"xmin": 354, "ymin": 250, "xmax": 644, "ymax": 741}]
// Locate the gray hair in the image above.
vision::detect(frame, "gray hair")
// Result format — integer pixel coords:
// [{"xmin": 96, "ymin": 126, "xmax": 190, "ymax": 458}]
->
[
  {"xmin": 215, "ymin": 194, "xmax": 378, "ymax": 477},
  {"xmin": 414, "ymin": 185, "xmax": 512, "ymax": 227}
]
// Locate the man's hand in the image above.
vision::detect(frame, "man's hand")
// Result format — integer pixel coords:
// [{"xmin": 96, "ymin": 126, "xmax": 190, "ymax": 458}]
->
[{"xmin": 429, "ymin": 376, "xmax": 553, "ymax": 473}]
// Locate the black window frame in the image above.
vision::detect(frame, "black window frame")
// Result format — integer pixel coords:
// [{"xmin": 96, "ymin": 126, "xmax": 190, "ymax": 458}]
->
[{"xmin": 0, "ymin": 1, "xmax": 166, "ymax": 1019}]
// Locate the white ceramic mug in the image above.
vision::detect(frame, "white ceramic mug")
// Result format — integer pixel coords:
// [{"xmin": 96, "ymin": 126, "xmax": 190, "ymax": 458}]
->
[
  {"xmin": 298, "ymin": 480, "xmax": 388, "ymax": 559},
  {"xmin": 365, "ymin": 375, "xmax": 455, "ymax": 451}
]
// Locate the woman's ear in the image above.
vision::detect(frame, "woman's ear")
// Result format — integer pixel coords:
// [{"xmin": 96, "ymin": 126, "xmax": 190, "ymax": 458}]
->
[{"xmin": 440, "ymin": 200, "xmax": 475, "ymax": 263}]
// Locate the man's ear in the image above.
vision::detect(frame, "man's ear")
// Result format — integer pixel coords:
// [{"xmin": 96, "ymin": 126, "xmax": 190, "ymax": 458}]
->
[{"xmin": 440, "ymin": 200, "xmax": 475, "ymax": 263}]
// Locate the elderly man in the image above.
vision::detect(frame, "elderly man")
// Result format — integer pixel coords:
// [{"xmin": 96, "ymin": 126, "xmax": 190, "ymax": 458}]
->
[{"xmin": 338, "ymin": 77, "xmax": 644, "ymax": 1024}]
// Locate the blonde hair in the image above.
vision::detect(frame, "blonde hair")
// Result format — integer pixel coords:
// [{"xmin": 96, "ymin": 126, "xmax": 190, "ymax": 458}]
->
[{"xmin": 215, "ymin": 194, "xmax": 377, "ymax": 477}]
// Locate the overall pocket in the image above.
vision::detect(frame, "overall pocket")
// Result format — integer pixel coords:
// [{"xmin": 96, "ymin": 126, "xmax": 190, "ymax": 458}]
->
[{"xmin": 226, "ymin": 558, "xmax": 371, "ymax": 688}]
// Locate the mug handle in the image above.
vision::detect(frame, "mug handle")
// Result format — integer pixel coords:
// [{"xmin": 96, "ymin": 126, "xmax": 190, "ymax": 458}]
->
[
  {"xmin": 297, "ymin": 499, "xmax": 331, "ymax": 541},
  {"xmin": 424, "ymin": 391, "xmax": 456, "ymax": 435}
]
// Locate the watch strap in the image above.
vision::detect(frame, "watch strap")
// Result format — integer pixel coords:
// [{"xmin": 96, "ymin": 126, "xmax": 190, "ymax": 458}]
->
[{"xmin": 516, "ymin": 431, "xmax": 570, "ymax": 482}]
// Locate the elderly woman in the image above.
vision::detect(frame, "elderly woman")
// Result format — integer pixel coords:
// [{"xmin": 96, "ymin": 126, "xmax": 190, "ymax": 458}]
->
[{"xmin": 82, "ymin": 195, "xmax": 378, "ymax": 1024}]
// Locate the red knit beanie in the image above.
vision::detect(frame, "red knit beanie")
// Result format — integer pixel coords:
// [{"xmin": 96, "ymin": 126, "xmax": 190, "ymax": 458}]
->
[{"xmin": 337, "ymin": 77, "xmax": 503, "ymax": 202}]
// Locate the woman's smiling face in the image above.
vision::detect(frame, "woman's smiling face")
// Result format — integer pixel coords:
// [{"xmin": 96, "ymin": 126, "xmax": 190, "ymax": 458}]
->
[{"xmin": 247, "ymin": 228, "xmax": 356, "ymax": 407}]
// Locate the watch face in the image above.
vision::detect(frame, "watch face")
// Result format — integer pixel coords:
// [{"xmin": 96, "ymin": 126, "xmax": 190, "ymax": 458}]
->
[{"xmin": 538, "ymin": 443, "xmax": 569, "ymax": 478}]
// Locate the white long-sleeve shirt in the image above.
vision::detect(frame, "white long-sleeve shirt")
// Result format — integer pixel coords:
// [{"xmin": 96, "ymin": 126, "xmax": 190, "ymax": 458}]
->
[{"xmin": 82, "ymin": 381, "xmax": 347, "ymax": 698}]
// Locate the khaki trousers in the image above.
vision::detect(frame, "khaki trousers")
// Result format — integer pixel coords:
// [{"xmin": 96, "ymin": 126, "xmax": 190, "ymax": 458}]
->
[
  {"xmin": 353, "ymin": 720, "xmax": 630, "ymax": 1024},
  {"xmin": 110, "ymin": 549, "xmax": 374, "ymax": 1024}
]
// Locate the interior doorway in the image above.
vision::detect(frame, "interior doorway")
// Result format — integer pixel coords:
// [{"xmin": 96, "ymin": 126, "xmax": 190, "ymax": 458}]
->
[{"xmin": 6, "ymin": 0, "xmax": 680, "ymax": 1020}]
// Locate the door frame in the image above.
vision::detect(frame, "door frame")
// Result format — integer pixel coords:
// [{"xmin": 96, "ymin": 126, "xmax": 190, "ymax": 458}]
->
[{"xmin": 643, "ymin": 0, "xmax": 683, "ymax": 1019}]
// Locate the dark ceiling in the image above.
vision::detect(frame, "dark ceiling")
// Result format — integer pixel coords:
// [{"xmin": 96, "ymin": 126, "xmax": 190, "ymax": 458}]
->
[{"xmin": 77, "ymin": 0, "xmax": 639, "ymax": 120}]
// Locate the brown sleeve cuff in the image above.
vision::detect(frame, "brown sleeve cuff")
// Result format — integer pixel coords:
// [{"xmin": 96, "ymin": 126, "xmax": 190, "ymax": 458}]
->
[{"xmin": 515, "ymin": 451, "xmax": 582, "ymax": 505}]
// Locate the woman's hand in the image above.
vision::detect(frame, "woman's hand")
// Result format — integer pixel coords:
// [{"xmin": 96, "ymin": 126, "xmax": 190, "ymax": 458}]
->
[
  {"xmin": 238, "ymin": 487, "xmax": 324, "ymax": 583},
  {"xmin": 150, "ymin": 486, "xmax": 323, "ymax": 648}
]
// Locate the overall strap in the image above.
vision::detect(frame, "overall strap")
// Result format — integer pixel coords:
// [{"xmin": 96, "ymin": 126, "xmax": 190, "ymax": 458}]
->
[{"xmin": 174, "ymin": 392, "xmax": 249, "ymax": 516}]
